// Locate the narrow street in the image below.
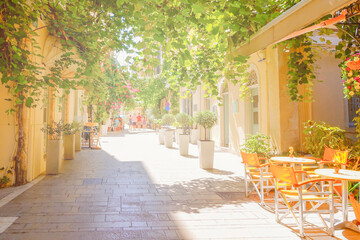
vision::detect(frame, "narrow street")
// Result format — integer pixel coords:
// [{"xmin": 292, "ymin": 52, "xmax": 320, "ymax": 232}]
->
[{"xmin": 0, "ymin": 130, "xmax": 359, "ymax": 239}]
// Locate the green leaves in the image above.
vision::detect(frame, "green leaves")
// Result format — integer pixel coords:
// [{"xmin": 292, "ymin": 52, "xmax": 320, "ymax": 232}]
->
[{"xmin": 25, "ymin": 97, "xmax": 33, "ymax": 107}]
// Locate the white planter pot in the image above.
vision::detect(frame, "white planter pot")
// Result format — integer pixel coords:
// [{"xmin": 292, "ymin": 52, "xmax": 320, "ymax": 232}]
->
[
  {"xmin": 198, "ymin": 140, "xmax": 215, "ymax": 169},
  {"xmin": 75, "ymin": 131, "xmax": 82, "ymax": 151},
  {"xmin": 175, "ymin": 129, "xmax": 182, "ymax": 143},
  {"xmin": 164, "ymin": 130, "xmax": 174, "ymax": 148},
  {"xmin": 179, "ymin": 134, "xmax": 189, "ymax": 156},
  {"xmin": 101, "ymin": 125, "xmax": 108, "ymax": 135},
  {"xmin": 190, "ymin": 129, "xmax": 200, "ymax": 145},
  {"xmin": 64, "ymin": 134, "xmax": 75, "ymax": 160},
  {"xmin": 159, "ymin": 129, "xmax": 166, "ymax": 145},
  {"xmin": 47, "ymin": 139, "xmax": 63, "ymax": 174}
]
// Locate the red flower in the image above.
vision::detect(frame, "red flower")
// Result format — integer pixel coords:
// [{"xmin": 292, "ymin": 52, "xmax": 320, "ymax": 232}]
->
[
  {"xmin": 346, "ymin": 67, "xmax": 351, "ymax": 71},
  {"xmin": 116, "ymin": 84, "xmax": 119, "ymax": 86}
]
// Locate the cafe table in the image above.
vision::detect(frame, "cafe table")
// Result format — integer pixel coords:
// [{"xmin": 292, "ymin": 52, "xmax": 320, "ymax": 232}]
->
[
  {"xmin": 315, "ymin": 168, "xmax": 360, "ymax": 231},
  {"xmin": 270, "ymin": 157, "xmax": 316, "ymax": 183},
  {"xmin": 270, "ymin": 156, "xmax": 316, "ymax": 168}
]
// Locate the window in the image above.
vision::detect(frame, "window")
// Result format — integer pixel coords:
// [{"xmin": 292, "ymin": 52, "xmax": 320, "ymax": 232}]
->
[{"xmin": 348, "ymin": 95, "xmax": 360, "ymax": 128}]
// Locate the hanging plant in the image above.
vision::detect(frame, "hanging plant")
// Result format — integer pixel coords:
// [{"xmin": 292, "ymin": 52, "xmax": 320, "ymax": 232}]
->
[{"xmin": 341, "ymin": 53, "xmax": 360, "ymax": 98}]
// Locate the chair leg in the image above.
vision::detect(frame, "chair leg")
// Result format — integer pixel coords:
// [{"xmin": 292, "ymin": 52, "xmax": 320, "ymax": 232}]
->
[
  {"xmin": 329, "ymin": 181, "xmax": 335, "ymax": 236},
  {"xmin": 245, "ymin": 168, "xmax": 248, "ymax": 197},
  {"xmin": 275, "ymin": 187, "xmax": 279, "ymax": 223},
  {"xmin": 260, "ymin": 169, "xmax": 264, "ymax": 205},
  {"xmin": 298, "ymin": 190, "xmax": 305, "ymax": 237}
]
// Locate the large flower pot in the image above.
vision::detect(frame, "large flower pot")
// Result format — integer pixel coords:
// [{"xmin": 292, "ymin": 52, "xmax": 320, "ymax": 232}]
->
[
  {"xmin": 159, "ymin": 129, "xmax": 166, "ymax": 145},
  {"xmin": 164, "ymin": 130, "xmax": 174, "ymax": 148},
  {"xmin": 64, "ymin": 134, "xmax": 75, "ymax": 160},
  {"xmin": 198, "ymin": 140, "xmax": 215, "ymax": 169},
  {"xmin": 75, "ymin": 131, "xmax": 82, "ymax": 151},
  {"xmin": 46, "ymin": 139, "xmax": 63, "ymax": 174},
  {"xmin": 175, "ymin": 129, "xmax": 182, "ymax": 143},
  {"xmin": 190, "ymin": 129, "xmax": 200, "ymax": 145},
  {"xmin": 179, "ymin": 134, "xmax": 190, "ymax": 156},
  {"xmin": 101, "ymin": 125, "xmax": 108, "ymax": 135}
]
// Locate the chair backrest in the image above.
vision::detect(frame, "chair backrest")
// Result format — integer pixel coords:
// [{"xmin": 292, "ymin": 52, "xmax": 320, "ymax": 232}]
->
[
  {"xmin": 240, "ymin": 151, "xmax": 260, "ymax": 167},
  {"xmin": 323, "ymin": 147, "xmax": 337, "ymax": 162},
  {"xmin": 334, "ymin": 150, "xmax": 348, "ymax": 165},
  {"xmin": 269, "ymin": 161, "xmax": 298, "ymax": 186}
]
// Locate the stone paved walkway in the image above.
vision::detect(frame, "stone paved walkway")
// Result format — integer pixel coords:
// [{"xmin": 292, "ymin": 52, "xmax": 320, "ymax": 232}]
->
[{"xmin": 0, "ymin": 130, "xmax": 360, "ymax": 239}]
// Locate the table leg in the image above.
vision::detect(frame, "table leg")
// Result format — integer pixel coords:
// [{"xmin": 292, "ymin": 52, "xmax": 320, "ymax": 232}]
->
[{"xmin": 342, "ymin": 180, "xmax": 348, "ymax": 221}]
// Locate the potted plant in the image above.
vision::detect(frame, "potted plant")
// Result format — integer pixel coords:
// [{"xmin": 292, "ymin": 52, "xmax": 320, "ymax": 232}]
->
[
  {"xmin": 63, "ymin": 121, "xmax": 82, "ymax": 160},
  {"xmin": 157, "ymin": 119, "xmax": 165, "ymax": 144},
  {"xmin": 162, "ymin": 114, "xmax": 176, "ymax": 148},
  {"xmin": 190, "ymin": 117, "xmax": 199, "ymax": 145},
  {"xmin": 42, "ymin": 121, "xmax": 80, "ymax": 174},
  {"xmin": 194, "ymin": 111, "xmax": 217, "ymax": 169},
  {"xmin": 241, "ymin": 133, "xmax": 272, "ymax": 158},
  {"xmin": 176, "ymin": 113, "xmax": 191, "ymax": 156}
]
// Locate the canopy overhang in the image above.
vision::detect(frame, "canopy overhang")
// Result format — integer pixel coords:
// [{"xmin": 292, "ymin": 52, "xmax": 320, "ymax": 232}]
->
[{"xmin": 233, "ymin": 0, "xmax": 357, "ymax": 57}]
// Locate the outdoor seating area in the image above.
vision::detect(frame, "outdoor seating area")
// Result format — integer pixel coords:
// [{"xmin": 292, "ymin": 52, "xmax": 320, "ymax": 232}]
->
[{"xmin": 242, "ymin": 148, "xmax": 360, "ymax": 237}]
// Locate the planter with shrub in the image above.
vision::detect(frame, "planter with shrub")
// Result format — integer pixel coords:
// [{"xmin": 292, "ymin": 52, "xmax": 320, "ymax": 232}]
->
[
  {"xmin": 194, "ymin": 111, "xmax": 217, "ymax": 169},
  {"xmin": 162, "ymin": 114, "xmax": 176, "ymax": 148},
  {"xmin": 176, "ymin": 113, "xmax": 191, "ymax": 156}
]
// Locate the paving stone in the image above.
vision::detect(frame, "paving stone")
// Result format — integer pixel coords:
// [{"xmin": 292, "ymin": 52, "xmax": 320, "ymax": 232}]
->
[{"xmin": 0, "ymin": 130, "xmax": 359, "ymax": 239}]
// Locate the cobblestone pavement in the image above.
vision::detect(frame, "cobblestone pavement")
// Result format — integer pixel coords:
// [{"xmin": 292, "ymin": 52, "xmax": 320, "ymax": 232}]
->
[{"xmin": 0, "ymin": 130, "xmax": 360, "ymax": 239}]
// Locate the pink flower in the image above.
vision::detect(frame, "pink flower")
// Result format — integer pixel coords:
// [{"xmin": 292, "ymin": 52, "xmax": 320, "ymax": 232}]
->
[
  {"xmin": 355, "ymin": 77, "xmax": 360, "ymax": 81},
  {"xmin": 116, "ymin": 83, "xmax": 119, "ymax": 86},
  {"xmin": 115, "ymin": 69, "xmax": 119, "ymax": 72},
  {"xmin": 126, "ymin": 95, "xmax": 129, "ymax": 98},
  {"xmin": 131, "ymin": 95, "xmax": 134, "ymax": 98}
]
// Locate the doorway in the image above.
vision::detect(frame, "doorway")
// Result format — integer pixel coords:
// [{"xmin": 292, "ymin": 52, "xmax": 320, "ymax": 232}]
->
[
  {"xmin": 223, "ymin": 94, "xmax": 229, "ymax": 147},
  {"xmin": 250, "ymin": 88, "xmax": 259, "ymax": 134}
]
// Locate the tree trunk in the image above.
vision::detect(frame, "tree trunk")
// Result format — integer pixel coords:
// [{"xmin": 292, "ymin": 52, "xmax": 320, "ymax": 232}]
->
[{"xmin": 14, "ymin": 101, "xmax": 27, "ymax": 185}]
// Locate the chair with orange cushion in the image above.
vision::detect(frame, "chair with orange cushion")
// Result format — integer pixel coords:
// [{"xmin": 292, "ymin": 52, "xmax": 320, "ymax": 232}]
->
[
  {"xmin": 241, "ymin": 151, "xmax": 274, "ymax": 206},
  {"xmin": 269, "ymin": 161, "xmax": 335, "ymax": 237},
  {"xmin": 349, "ymin": 194, "xmax": 360, "ymax": 230},
  {"xmin": 303, "ymin": 147, "xmax": 337, "ymax": 174}
]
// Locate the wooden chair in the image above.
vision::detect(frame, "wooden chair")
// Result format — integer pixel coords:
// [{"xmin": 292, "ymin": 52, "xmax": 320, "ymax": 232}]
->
[
  {"xmin": 269, "ymin": 161, "xmax": 335, "ymax": 237},
  {"xmin": 349, "ymin": 194, "xmax": 360, "ymax": 232},
  {"xmin": 241, "ymin": 151, "xmax": 274, "ymax": 206}
]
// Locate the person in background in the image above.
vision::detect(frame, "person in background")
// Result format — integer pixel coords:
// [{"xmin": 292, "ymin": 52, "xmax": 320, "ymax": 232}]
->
[
  {"xmin": 142, "ymin": 116, "xmax": 146, "ymax": 129},
  {"xmin": 136, "ymin": 113, "xmax": 142, "ymax": 130},
  {"xmin": 128, "ymin": 115, "xmax": 133, "ymax": 130}
]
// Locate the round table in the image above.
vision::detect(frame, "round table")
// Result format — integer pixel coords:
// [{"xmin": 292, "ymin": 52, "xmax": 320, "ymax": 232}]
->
[
  {"xmin": 270, "ymin": 156, "xmax": 316, "ymax": 165},
  {"xmin": 271, "ymin": 157, "xmax": 316, "ymax": 183},
  {"xmin": 315, "ymin": 168, "xmax": 360, "ymax": 223}
]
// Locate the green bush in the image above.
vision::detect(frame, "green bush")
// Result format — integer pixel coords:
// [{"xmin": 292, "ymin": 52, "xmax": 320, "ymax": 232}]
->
[
  {"xmin": 194, "ymin": 111, "xmax": 217, "ymax": 140},
  {"xmin": 176, "ymin": 113, "xmax": 191, "ymax": 134},
  {"xmin": 161, "ymin": 114, "xmax": 176, "ymax": 126},
  {"xmin": 303, "ymin": 120, "xmax": 350, "ymax": 158},
  {"xmin": 241, "ymin": 133, "xmax": 271, "ymax": 158}
]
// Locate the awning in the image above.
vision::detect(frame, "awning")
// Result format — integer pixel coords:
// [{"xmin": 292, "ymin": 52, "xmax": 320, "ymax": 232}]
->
[{"xmin": 233, "ymin": 0, "xmax": 356, "ymax": 57}]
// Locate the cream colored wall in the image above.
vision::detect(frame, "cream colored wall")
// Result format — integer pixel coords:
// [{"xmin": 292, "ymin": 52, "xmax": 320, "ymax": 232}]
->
[
  {"xmin": 312, "ymin": 51, "xmax": 346, "ymax": 129},
  {"xmin": 0, "ymin": 18, "xmax": 83, "ymax": 184},
  {"xmin": 0, "ymin": 86, "xmax": 17, "ymax": 183}
]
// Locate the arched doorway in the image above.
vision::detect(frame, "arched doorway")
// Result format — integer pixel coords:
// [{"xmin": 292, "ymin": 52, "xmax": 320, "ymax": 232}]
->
[{"xmin": 221, "ymin": 82, "xmax": 229, "ymax": 147}]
